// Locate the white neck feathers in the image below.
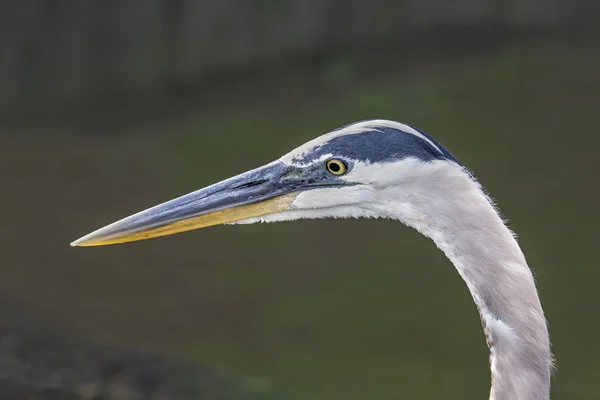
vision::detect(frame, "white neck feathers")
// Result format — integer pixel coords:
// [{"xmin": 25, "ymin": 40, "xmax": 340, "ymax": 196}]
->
[{"xmin": 370, "ymin": 161, "xmax": 552, "ymax": 400}]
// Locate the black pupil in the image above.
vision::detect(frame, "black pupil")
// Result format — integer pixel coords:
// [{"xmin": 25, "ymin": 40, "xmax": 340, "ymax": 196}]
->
[{"xmin": 329, "ymin": 162, "xmax": 341, "ymax": 172}]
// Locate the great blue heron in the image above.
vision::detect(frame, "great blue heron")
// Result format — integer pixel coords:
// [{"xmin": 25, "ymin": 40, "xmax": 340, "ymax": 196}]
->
[{"xmin": 72, "ymin": 119, "xmax": 552, "ymax": 399}]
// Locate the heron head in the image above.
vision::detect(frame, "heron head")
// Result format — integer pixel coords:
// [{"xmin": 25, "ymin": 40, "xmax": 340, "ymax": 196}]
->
[{"xmin": 71, "ymin": 119, "xmax": 461, "ymax": 246}]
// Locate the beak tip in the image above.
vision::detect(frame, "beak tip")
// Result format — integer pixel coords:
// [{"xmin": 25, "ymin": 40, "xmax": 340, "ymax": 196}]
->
[
  {"xmin": 70, "ymin": 238, "xmax": 84, "ymax": 247},
  {"xmin": 70, "ymin": 234, "xmax": 95, "ymax": 247}
]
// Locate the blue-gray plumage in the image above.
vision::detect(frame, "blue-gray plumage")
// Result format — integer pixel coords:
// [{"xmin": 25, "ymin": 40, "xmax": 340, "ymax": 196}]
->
[{"xmin": 291, "ymin": 122, "xmax": 462, "ymax": 166}]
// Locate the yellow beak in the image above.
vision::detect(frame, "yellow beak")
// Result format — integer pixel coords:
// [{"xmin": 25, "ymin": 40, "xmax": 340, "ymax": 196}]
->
[{"xmin": 71, "ymin": 161, "xmax": 298, "ymax": 247}]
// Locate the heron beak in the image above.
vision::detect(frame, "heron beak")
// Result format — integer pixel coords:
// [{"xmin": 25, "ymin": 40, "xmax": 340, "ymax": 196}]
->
[{"xmin": 70, "ymin": 161, "xmax": 299, "ymax": 247}]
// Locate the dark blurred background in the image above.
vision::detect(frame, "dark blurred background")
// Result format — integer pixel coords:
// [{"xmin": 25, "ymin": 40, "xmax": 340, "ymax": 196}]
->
[{"xmin": 1, "ymin": 1, "xmax": 599, "ymax": 399}]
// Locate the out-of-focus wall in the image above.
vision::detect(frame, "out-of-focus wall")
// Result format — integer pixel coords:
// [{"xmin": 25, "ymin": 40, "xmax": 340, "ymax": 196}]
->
[{"xmin": 1, "ymin": 0, "xmax": 597, "ymax": 116}]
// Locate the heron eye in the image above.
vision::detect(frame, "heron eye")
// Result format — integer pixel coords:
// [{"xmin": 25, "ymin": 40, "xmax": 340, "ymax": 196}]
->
[{"xmin": 326, "ymin": 159, "xmax": 348, "ymax": 175}]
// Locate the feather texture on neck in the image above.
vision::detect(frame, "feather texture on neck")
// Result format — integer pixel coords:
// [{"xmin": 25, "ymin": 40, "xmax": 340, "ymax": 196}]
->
[{"xmin": 371, "ymin": 161, "xmax": 552, "ymax": 400}]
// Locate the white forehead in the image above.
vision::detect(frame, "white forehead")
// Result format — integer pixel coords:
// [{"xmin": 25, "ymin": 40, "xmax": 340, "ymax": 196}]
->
[{"xmin": 279, "ymin": 119, "xmax": 443, "ymax": 165}]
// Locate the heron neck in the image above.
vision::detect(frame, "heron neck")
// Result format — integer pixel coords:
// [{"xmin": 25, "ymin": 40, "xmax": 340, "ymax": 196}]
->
[{"xmin": 384, "ymin": 164, "xmax": 552, "ymax": 400}]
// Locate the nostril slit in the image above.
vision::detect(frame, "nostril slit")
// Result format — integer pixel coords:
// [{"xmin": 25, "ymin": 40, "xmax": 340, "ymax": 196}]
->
[{"xmin": 234, "ymin": 179, "xmax": 267, "ymax": 189}]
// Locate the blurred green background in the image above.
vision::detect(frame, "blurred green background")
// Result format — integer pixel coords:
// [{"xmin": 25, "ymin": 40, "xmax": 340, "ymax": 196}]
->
[{"xmin": 1, "ymin": 1, "xmax": 599, "ymax": 399}]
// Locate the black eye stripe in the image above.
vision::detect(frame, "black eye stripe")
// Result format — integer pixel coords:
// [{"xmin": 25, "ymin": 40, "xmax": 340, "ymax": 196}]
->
[{"xmin": 292, "ymin": 128, "xmax": 461, "ymax": 166}]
